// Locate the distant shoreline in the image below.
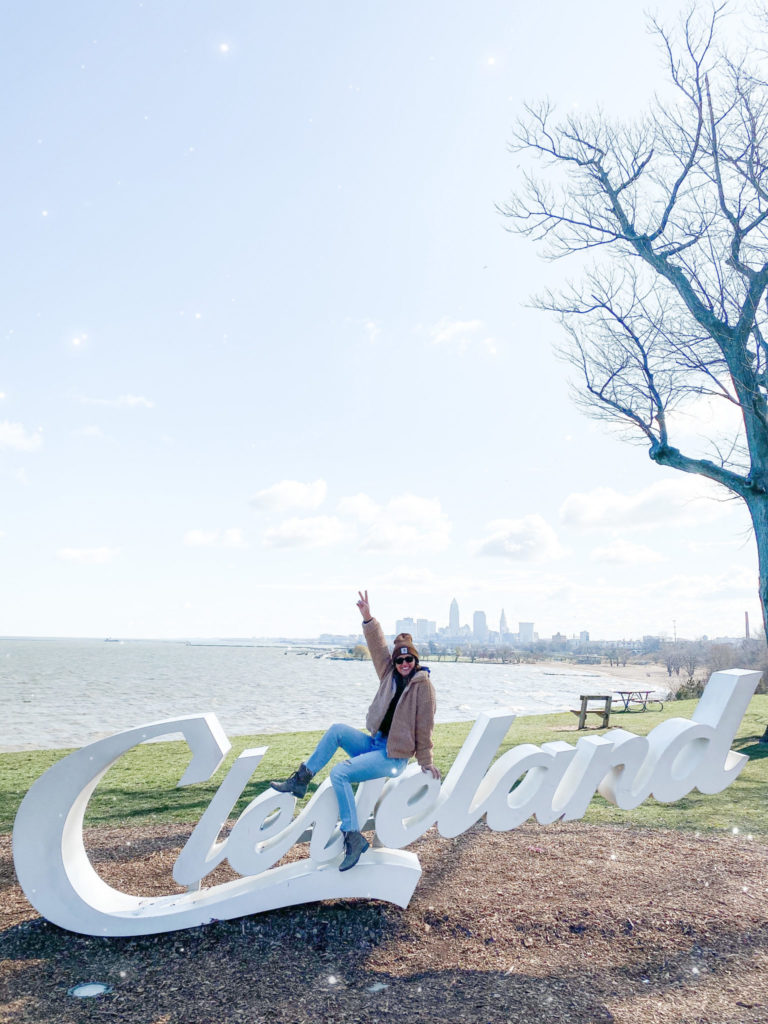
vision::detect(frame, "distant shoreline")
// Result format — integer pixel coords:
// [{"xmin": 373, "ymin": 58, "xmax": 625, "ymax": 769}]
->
[
  {"xmin": 544, "ymin": 658, "xmax": 673, "ymax": 688},
  {"xmin": 0, "ymin": 658, "xmax": 678, "ymax": 755}
]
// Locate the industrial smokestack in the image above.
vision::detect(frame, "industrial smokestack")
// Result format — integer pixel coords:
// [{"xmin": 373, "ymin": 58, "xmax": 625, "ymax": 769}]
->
[{"xmin": 745, "ymin": 611, "xmax": 750, "ymax": 640}]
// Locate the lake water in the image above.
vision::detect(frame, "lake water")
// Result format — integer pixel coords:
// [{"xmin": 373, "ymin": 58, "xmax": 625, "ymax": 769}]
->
[{"xmin": 1, "ymin": 638, "xmax": 644, "ymax": 751}]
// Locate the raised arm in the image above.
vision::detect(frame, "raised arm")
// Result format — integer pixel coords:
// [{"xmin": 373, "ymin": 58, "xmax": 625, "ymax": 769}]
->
[{"xmin": 357, "ymin": 590, "xmax": 392, "ymax": 681}]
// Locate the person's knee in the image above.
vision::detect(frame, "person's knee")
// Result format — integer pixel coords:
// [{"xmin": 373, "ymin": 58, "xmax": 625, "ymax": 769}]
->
[{"xmin": 323, "ymin": 722, "xmax": 347, "ymax": 743}]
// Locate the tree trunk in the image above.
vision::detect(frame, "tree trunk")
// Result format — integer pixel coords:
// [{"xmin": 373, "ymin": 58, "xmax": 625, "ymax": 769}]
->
[
  {"xmin": 746, "ymin": 495, "xmax": 768, "ymax": 743},
  {"xmin": 746, "ymin": 495, "xmax": 768, "ymax": 644}
]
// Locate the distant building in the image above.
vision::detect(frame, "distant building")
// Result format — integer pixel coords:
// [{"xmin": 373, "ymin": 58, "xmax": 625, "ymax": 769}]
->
[
  {"xmin": 416, "ymin": 618, "xmax": 437, "ymax": 640},
  {"xmin": 395, "ymin": 617, "xmax": 415, "ymax": 636},
  {"xmin": 518, "ymin": 621, "xmax": 534, "ymax": 644},
  {"xmin": 580, "ymin": 630, "xmax": 590, "ymax": 643},
  {"xmin": 550, "ymin": 632, "xmax": 567, "ymax": 651},
  {"xmin": 449, "ymin": 598, "xmax": 460, "ymax": 635},
  {"xmin": 500, "ymin": 609, "xmax": 509, "ymax": 639},
  {"xmin": 473, "ymin": 610, "xmax": 488, "ymax": 643}
]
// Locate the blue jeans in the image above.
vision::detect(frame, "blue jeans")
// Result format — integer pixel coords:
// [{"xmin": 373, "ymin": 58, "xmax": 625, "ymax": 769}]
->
[{"xmin": 304, "ymin": 723, "xmax": 408, "ymax": 831}]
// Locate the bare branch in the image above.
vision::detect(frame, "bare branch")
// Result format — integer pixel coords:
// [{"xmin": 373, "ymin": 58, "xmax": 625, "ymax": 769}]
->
[{"xmin": 505, "ymin": 3, "xmax": 768, "ymax": 643}]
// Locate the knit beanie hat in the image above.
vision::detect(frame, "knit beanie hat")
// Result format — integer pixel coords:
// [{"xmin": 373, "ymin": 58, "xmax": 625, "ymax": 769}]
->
[{"xmin": 393, "ymin": 633, "xmax": 419, "ymax": 661}]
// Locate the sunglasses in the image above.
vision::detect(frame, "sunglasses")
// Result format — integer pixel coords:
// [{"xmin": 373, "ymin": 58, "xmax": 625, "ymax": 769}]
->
[{"xmin": 395, "ymin": 655, "xmax": 415, "ymax": 665}]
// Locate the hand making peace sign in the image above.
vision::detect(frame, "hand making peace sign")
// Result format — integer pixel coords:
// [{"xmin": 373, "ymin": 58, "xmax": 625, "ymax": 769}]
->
[{"xmin": 356, "ymin": 590, "xmax": 371, "ymax": 621}]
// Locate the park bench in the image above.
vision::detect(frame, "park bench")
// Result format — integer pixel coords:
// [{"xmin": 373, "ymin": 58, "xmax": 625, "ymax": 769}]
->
[{"xmin": 570, "ymin": 694, "xmax": 612, "ymax": 730}]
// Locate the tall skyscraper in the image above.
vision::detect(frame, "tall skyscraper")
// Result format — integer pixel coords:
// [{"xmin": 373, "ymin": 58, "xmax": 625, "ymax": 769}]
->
[
  {"xmin": 518, "ymin": 621, "xmax": 534, "ymax": 643},
  {"xmin": 449, "ymin": 598, "xmax": 460, "ymax": 635},
  {"xmin": 473, "ymin": 610, "xmax": 488, "ymax": 643},
  {"xmin": 500, "ymin": 609, "xmax": 509, "ymax": 638}
]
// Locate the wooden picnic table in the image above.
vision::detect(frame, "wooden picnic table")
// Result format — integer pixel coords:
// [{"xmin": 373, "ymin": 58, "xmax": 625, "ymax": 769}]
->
[{"xmin": 613, "ymin": 690, "xmax": 664, "ymax": 712}]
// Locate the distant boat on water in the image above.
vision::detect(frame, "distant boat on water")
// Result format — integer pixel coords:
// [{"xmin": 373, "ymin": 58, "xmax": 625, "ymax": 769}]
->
[{"xmin": 104, "ymin": 638, "xmax": 121, "ymax": 643}]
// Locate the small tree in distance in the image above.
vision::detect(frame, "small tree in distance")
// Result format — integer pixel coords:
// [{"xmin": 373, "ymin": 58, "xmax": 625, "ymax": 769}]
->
[{"xmin": 502, "ymin": 4, "xmax": 768, "ymax": 674}]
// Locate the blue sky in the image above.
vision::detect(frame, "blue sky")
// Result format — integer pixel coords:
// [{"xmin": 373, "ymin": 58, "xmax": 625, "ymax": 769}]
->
[{"xmin": 1, "ymin": 0, "xmax": 759, "ymax": 640}]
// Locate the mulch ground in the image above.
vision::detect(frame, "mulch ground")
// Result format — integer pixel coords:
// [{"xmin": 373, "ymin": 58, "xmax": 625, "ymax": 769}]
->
[{"xmin": 1, "ymin": 821, "xmax": 767, "ymax": 1024}]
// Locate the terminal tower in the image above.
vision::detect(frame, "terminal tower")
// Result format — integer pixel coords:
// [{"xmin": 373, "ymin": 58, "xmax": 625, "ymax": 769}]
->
[{"xmin": 449, "ymin": 598, "xmax": 460, "ymax": 635}]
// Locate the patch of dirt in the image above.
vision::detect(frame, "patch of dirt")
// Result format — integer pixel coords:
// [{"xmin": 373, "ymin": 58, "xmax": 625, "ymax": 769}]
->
[{"xmin": 2, "ymin": 821, "xmax": 767, "ymax": 1023}]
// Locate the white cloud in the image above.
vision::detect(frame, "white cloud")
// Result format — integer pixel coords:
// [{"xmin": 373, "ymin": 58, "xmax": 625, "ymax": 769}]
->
[
  {"xmin": 81, "ymin": 395, "xmax": 154, "ymax": 408},
  {"xmin": 258, "ymin": 491, "xmax": 450, "ymax": 554},
  {"xmin": 337, "ymin": 493, "xmax": 380, "ymax": 524},
  {"xmin": 264, "ymin": 516, "xmax": 345, "ymax": 548},
  {"xmin": 57, "ymin": 546, "xmax": 119, "ymax": 564},
  {"xmin": 590, "ymin": 538, "xmax": 664, "ymax": 565},
  {"xmin": 472, "ymin": 515, "xmax": 563, "ymax": 561},
  {"xmin": 686, "ymin": 537, "xmax": 746, "ymax": 553},
  {"xmin": 560, "ymin": 478, "xmax": 734, "ymax": 530},
  {"xmin": 346, "ymin": 317, "xmax": 382, "ymax": 345},
  {"xmin": 251, "ymin": 479, "xmax": 327, "ymax": 511},
  {"xmin": 641, "ymin": 566, "xmax": 756, "ymax": 602},
  {"xmin": 0, "ymin": 421, "xmax": 43, "ymax": 451},
  {"xmin": 184, "ymin": 528, "xmax": 245, "ymax": 548},
  {"xmin": 338, "ymin": 493, "xmax": 452, "ymax": 552},
  {"xmin": 364, "ymin": 320, "xmax": 381, "ymax": 344},
  {"xmin": 428, "ymin": 316, "xmax": 498, "ymax": 355}
]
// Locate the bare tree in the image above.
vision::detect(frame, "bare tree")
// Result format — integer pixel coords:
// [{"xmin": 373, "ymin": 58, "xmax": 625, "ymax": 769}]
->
[
  {"xmin": 664, "ymin": 644, "xmax": 684, "ymax": 677},
  {"xmin": 502, "ymin": 5, "xmax": 768, "ymax": 658},
  {"xmin": 682, "ymin": 640, "xmax": 705, "ymax": 681}
]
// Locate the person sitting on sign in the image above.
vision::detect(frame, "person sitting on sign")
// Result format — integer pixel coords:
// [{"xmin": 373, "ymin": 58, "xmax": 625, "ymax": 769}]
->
[{"xmin": 271, "ymin": 589, "xmax": 440, "ymax": 871}]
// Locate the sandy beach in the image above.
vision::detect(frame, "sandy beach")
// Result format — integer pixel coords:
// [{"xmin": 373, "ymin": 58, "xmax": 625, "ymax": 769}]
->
[
  {"xmin": 543, "ymin": 659, "xmax": 674, "ymax": 691},
  {"xmin": 494, "ymin": 658, "xmax": 676, "ymax": 696}
]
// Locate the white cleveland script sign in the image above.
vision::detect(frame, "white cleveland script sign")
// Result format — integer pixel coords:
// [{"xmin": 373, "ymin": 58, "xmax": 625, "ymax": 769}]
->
[{"xmin": 13, "ymin": 669, "xmax": 760, "ymax": 937}]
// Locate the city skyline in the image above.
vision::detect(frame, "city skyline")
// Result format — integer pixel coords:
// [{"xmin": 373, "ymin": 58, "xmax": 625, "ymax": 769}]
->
[
  {"xmin": 396, "ymin": 597, "xmax": 590, "ymax": 646},
  {"xmin": 388, "ymin": 597, "xmax": 747, "ymax": 647}
]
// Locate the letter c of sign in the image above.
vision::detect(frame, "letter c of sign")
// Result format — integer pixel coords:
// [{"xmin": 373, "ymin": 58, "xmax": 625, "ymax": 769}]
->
[
  {"xmin": 12, "ymin": 714, "xmax": 232, "ymax": 936},
  {"xmin": 13, "ymin": 713, "xmax": 422, "ymax": 937}
]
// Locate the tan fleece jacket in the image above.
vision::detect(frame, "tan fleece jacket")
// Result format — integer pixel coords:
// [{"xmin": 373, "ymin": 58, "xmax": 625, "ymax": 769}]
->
[{"xmin": 362, "ymin": 618, "xmax": 436, "ymax": 767}]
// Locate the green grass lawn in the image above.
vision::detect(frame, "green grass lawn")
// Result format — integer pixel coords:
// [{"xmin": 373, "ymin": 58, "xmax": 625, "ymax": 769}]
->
[{"xmin": 2, "ymin": 695, "xmax": 767, "ymax": 836}]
